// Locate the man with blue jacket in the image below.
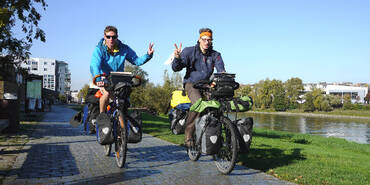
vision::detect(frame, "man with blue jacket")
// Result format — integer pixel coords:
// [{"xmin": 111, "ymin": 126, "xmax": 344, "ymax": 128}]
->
[
  {"xmin": 90, "ymin": 26, "xmax": 154, "ymax": 113},
  {"xmin": 172, "ymin": 28, "xmax": 225, "ymax": 147}
]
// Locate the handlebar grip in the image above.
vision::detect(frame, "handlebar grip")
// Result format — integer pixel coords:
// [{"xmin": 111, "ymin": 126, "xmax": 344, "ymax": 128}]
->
[
  {"xmin": 92, "ymin": 74, "xmax": 106, "ymax": 86},
  {"xmin": 132, "ymin": 75, "xmax": 142, "ymax": 87}
]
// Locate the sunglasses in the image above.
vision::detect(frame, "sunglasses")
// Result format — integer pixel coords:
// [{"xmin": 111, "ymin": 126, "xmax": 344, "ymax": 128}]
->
[{"xmin": 105, "ymin": 35, "xmax": 118, "ymax": 39}]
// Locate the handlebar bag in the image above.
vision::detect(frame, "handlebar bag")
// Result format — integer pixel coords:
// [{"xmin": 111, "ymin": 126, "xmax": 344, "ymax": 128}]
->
[
  {"xmin": 211, "ymin": 73, "xmax": 239, "ymax": 99},
  {"xmin": 96, "ymin": 113, "xmax": 114, "ymax": 145},
  {"xmin": 234, "ymin": 117, "xmax": 253, "ymax": 154}
]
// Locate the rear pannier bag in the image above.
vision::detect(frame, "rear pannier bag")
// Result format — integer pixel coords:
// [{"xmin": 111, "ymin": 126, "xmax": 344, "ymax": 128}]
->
[
  {"xmin": 96, "ymin": 113, "xmax": 114, "ymax": 145},
  {"xmin": 235, "ymin": 117, "xmax": 253, "ymax": 154},
  {"xmin": 127, "ymin": 111, "xmax": 143, "ymax": 143},
  {"xmin": 168, "ymin": 103, "xmax": 190, "ymax": 135},
  {"xmin": 195, "ymin": 113, "xmax": 222, "ymax": 155}
]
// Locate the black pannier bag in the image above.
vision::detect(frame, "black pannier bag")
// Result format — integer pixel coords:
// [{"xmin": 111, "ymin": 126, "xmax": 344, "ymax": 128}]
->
[
  {"xmin": 210, "ymin": 73, "xmax": 239, "ymax": 100},
  {"xmin": 168, "ymin": 109, "xmax": 186, "ymax": 135},
  {"xmin": 126, "ymin": 111, "xmax": 143, "ymax": 143},
  {"xmin": 235, "ymin": 117, "xmax": 254, "ymax": 154},
  {"xmin": 96, "ymin": 113, "xmax": 114, "ymax": 145},
  {"xmin": 84, "ymin": 88, "xmax": 100, "ymax": 133},
  {"xmin": 195, "ymin": 113, "xmax": 222, "ymax": 155}
]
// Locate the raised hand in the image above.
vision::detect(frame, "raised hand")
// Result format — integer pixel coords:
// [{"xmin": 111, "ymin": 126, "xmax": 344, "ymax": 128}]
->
[
  {"xmin": 174, "ymin": 43, "xmax": 182, "ymax": 58},
  {"xmin": 147, "ymin": 42, "xmax": 154, "ymax": 55}
]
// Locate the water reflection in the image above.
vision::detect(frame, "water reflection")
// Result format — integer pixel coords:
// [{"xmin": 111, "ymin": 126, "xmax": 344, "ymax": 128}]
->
[{"xmin": 231, "ymin": 113, "xmax": 370, "ymax": 144}]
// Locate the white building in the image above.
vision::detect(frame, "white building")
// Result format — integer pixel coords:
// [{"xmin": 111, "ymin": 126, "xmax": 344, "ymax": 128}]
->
[
  {"xmin": 56, "ymin": 61, "xmax": 71, "ymax": 95},
  {"xmin": 21, "ymin": 57, "xmax": 71, "ymax": 95},
  {"xmin": 303, "ymin": 83, "xmax": 368, "ymax": 103}
]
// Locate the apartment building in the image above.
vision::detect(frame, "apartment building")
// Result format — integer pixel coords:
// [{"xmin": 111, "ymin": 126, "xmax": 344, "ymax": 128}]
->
[{"xmin": 21, "ymin": 57, "xmax": 71, "ymax": 95}]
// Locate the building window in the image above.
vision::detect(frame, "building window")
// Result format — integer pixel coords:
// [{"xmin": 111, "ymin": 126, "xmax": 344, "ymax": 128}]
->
[
  {"xmin": 32, "ymin": 61, "xmax": 37, "ymax": 65},
  {"xmin": 51, "ymin": 62, "xmax": 54, "ymax": 65},
  {"xmin": 44, "ymin": 68, "xmax": 47, "ymax": 71},
  {"xmin": 32, "ymin": 67, "xmax": 37, "ymax": 70},
  {"xmin": 44, "ymin": 62, "xmax": 47, "ymax": 65}
]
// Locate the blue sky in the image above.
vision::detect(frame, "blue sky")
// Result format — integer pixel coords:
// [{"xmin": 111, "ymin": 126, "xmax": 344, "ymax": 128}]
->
[{"xmin": 24, "ymin": 0, "xmax": 370, "ymax": 90}]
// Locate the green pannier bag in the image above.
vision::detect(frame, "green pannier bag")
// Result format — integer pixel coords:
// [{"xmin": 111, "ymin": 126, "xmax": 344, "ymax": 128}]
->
[
  {"xmin": 190, "ymin": 98, "xmax": 221, "ymax": 113},
  {"xmin": 227, "ymin": 96, "xmax": 253, "ymax": 112}
]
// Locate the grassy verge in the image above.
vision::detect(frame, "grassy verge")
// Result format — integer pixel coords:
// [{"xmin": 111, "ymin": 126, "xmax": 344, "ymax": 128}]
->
[{"xmin": 142, "ymin": 113, "xmax": 370, "ymax": 185}]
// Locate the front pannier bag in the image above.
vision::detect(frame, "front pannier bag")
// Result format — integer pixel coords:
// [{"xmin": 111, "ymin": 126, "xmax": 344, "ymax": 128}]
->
[
  {"xmin": 127, "ymin": 111, "xmax": 143, "ymax": 143},
  {"xmin": 96, "ymin": 113, "xmax": 114, "ymax": 145},
  {"xmin": 195, "ymin": 113, "xmax": 222, "ymax": 155}
]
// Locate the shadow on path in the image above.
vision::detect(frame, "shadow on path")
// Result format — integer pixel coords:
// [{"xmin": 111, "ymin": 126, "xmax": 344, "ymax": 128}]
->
[{"xmin": 5, "ymin": 143, "xmax": 80, "ymax": 179}]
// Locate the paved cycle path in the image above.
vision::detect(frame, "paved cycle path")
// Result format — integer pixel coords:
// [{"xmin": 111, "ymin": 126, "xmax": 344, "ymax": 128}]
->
[{"xmin": 3, "ymin": 105, "xmax": 295, "ymax": 185}]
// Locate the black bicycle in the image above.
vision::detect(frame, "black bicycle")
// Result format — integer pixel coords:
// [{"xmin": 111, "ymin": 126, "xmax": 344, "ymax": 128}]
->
[
  {"xmin": 187, "ymin": 73, "xmax": 242, "ymax": 174},
  {"xmin": 93, "ymin": 72, "xmax": 142, "ymax": 168}
]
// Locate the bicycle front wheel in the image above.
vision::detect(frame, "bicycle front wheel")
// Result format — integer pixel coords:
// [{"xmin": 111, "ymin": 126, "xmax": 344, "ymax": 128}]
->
[
  {"xmin": 187, "ymin": 131, "xmax": 201, "ymax": 161},
  {"xmin": 103, "ymin": 144, "xmax": 111, "ymax": 156},
  {"xmin": 213, "ymin": 116, "xmax": 238, "ymax": 174},
  {"xmin": 115, "ymin": 110, "xmax": 128, "ymax": 168}
]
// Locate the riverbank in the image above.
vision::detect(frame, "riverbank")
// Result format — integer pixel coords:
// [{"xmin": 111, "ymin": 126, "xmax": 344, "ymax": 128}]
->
[
  {"xmin": 142, "ymin": 113, "xmax": 370, "ymax": 185},
  {"xmin": 249, "ymin": 109, "xmax": 370, "ymax": 120}
]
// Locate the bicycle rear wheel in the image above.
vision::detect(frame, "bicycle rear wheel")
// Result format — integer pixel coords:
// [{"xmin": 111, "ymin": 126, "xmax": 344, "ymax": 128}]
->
[
  {"xmin": 103, "ymin": 144, "xmax": 111, "ymax": 156},
  {"xmin": 115, "ymin": 111, "xmax": 128, "ymax": 168},
  {"xmin": 213, "ymin": 116, "xmax": 238, "ymax": 174},
  {"xmin": 187, "ymin": 131, "xmax": 201, "ymax": 161}
]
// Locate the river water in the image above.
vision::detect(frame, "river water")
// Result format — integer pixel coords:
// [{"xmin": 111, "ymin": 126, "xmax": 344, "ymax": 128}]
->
[{"xmin": 233, "ymin": 112, "xmax": 370, "ymax": 144}]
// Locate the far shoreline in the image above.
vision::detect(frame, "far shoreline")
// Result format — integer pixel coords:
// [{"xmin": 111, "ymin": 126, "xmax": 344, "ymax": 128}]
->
[{"xmin": 246, "ymin": 111, "xmax": 370, "ymax": 120}]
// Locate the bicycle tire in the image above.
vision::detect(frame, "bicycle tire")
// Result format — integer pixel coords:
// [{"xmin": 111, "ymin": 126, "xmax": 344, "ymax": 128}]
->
[
  {"xmin": 187, "ymin": 131, "xmax": 201, "ymax": 161},
  {"xmin": 213, "ymin": 116, "xmax": 238, "ymax": 174},
  {"xmin": 115, "ymin": 110, "xmax": 128, "ymax": 168},
  {"xmin": 103, "ymin": 144, "xmax": 112, "ymax": 156}
]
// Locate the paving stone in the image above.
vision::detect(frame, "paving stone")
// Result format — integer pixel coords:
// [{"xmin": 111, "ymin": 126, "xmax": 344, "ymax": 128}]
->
[{"xmin": 2, "ymin": 105, "xmax": 296, "ymax": 185}]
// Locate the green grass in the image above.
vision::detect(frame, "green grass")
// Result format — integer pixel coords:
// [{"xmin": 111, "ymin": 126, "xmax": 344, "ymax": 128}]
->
[{"xmin": 142, "ymin": 113, "xmax": 370, "ymax": 185}]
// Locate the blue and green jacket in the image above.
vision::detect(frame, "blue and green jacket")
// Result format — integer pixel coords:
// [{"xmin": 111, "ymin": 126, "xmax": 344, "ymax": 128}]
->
[{"xmin": 90, "ymin": 38, "xmax": 152, "ymax": 80}]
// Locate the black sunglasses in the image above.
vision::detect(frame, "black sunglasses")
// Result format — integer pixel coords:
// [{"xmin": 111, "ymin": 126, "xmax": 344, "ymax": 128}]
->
[{"xmin": 105, "ymin": 35, "xmax": 118, "ymax": 39}]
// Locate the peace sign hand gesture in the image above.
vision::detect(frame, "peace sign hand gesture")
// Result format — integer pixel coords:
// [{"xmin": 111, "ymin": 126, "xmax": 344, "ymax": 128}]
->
[
  {"xmin": 147, "ymin": 42, "xmax": 154, "ymax": 55},
  {"xmin": 174, "ymin": 43, "xmax": 182, "ymax": 59}
]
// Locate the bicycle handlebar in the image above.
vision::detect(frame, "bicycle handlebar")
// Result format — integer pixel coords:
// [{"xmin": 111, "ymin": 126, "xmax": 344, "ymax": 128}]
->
[{"xmin": 92, "ymin": 73, "xmax": 142, "ymax": 88}]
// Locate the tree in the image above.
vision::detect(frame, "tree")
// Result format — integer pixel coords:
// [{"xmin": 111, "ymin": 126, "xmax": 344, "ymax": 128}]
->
[
  {"xmin": 343, "ymin": 94, "xmax": 352, "ymax": 110},
  {"xmin": 256, "ymin": 79, "xmax": 273, "ymax": 109},
  {"xmin": 1, "ymin": 0, "xmax": 47, "ymax": 62},
  {"xmin": 303, "ymin": 92, "xmax": 315, "ymax": 112},
  {"xmin": 235, "ymin": 84, "xmax": 252, "ymax": 97},
  {"xmin": 284, "ymin": 77, "xmax": 304, "ymax": 109},
  {"xmin": 270, "ymin": 80, "xmax": 287, "ymax": 111},
  {"xmin": 364, "ymin": 92, "xmax": 370, "ymax": 104},
  {"xmin": 78, "ymin": 84, "xmax": 89, "ymax": 101}
]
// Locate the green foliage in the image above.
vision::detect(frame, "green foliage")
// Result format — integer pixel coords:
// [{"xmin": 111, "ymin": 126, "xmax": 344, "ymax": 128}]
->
[
  {"xmin": 235, "ymin": 84, "xmax": 252, "ymax": 97},
  {"xmin": 271, "ymin": 80, "xmax": 288, "ymax": 111},
  {"xmin": 130, "ymin": 70, "xmax": 183, "ymax": 114},
  {"xmin": 78, "ymin": 84, "xmax": 89, "ymax": 100},
  {"xmin": 343, "ymin": 94, "xmax": 352, "ymax": 110},
  {"xmin": 303, "ymin": 92, "xmax": 315, "ymax": 112},
  {"xmin": 1, "ymin": 0, "xmax": 47, "ymax": 62},
  {"xmin": 284, "ymin": 77, "xmax": 304, "ymax": 109},
  {"xmin": 58, "ymin": 94, "xmax": 66, "ymax": 103}
]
